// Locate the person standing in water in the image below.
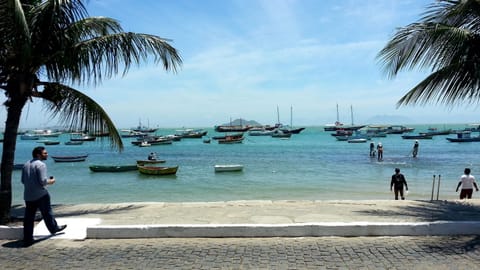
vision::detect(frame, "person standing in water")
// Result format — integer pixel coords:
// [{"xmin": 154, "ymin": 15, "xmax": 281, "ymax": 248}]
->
[
  {"xmin": 369, "ymin": 142, "xmax": 376, "ymax": 157},
  {"xmin": 377, "ymin": 142, "xmax": 383, "ymax": 161},
  {"xmin": 412, "ymin": 140, "xmax": 419, "ymax": 158}
]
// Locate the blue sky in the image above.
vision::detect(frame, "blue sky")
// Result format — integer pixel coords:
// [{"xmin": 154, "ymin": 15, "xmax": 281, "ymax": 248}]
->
[{"xmin": 11, "ymin": 0, "xmax": 480, "ymax": 129}]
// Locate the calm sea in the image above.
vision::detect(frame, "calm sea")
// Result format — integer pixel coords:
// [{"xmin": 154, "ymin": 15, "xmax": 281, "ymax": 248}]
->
[{"xmin": 7, "ymin": 124, "xmax": 480, "ymax": 205}]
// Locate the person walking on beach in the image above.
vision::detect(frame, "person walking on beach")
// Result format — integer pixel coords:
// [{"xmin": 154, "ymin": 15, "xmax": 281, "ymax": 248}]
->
[
  {"xmin": 456, "ymin": 168, "xmax": 479, "ymax": 199},
  {"xmin": 412, "ymin": 140, "xmax": 419, "ymax": 158},
  {"xmin": 390, "ymin": 168, "xmax": 408, "ymax": 200},
  {"xmin": 369, "ymin": 142, "xmax": 376, "ymax": 157},
  {"xmin": 21, "ymin": 146, "xmax": 67, "ymax": 247},
  {"xmin": 377, "ymin": 142, "xmax": 383, "ymax": 161}
]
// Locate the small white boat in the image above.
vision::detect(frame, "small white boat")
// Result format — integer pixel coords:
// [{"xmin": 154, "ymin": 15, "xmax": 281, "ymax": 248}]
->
[{"xmin": 214, "ymin": 164, "xmax": 244, "ymax": 172}]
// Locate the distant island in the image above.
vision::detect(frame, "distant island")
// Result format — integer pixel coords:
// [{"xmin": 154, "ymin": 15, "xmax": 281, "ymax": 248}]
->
[{"xmin": 219, "ymin": 118, "xmax": 263, "ymax": 126}]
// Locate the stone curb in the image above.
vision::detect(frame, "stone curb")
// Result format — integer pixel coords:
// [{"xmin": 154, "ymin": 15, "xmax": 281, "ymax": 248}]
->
[
  {"xmin": 86, "ymin": 221, "xmax": 480, "ymax": 239},
  {"xmin": 0, "ymin": 226, "xmax": 22, "ymax": 240},
  {"xmin": 3, "ymin": 221, "xmax": 480, "ymax": 240}
]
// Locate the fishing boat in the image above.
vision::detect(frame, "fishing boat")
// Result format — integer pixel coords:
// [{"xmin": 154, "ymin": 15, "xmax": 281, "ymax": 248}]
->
[
  {"xmin": 51, "ymin": 154, "xmax": 88, "ymax": 162},
  {"xmin": 89, "ymin": 165, "xmax": 138, "ymax": 172},
  {"xmin": 175, "ymin": 129, "xmax": 208, "ymax": 138},
  {"xmin": 348, "ymin": 138, "xmax": 367, "ymax": 143},
  {"xmin": 401, "ymin": 134, "xmax": 433, "ymax": 140},
  {"xmin": 65, "ymin": 141, "xmax": 83, "ymax": 145},
  {"xmin": 138, "ymin": 165, "xmax": 178, "ymax": 175},
  {"xmin": 43, "ymin": 141, "xmax": 60, "ymax": 145},
  {"xmin": 212, "ymin": 133, "xmax": 244, "ymax": 140},
  {"xmin": 214, "ymin": 164, "xmax": 244, "ymax": 172},
  {"xmin": 446, "ymin": 131, "xmax": 480, "ymax": 142},
  {"xmin": 69, "ymin": 133, "xmax": 96, "ymax": 141},
  {"xmin": 136, "ymin": 159, "xmax": 166, "ymax": 166},
  {"xmin": 218, "ymin": 136, "xmax": 244, "ymax": 144},
  {"xmin": 20, "ymin": 134, "xmax": 40, "ymax": 140}
]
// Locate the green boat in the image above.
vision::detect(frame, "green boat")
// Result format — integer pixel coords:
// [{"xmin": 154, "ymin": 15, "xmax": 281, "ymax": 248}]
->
[{"xmin": 89, "ymin": 165, "xmax": 138, "ymax": 172}]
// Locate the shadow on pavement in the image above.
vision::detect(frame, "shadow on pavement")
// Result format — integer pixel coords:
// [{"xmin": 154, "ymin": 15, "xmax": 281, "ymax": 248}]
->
[
  {"xmin": 10, "ymin": 203, "xmax": 146, "ymax": 220},
  {"xmin": 354, "ymin": 200, "xmax": 480, "ymax": 222}
]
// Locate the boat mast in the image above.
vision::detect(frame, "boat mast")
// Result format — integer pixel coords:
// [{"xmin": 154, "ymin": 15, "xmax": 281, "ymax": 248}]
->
[
  {"xmin": 336, "ymin": 104, "xmax": 340, "ymax": 125},
  {"xmin": 277, "ymin": 105, "xmax": 280, "ymax": 125},
  {"xmin": 350, "ymin": 105, "xmax": 354, "ymax": 125},
  {"xmin": 290, "ymin": 105, "xmax": 293, "ymax": 128}
]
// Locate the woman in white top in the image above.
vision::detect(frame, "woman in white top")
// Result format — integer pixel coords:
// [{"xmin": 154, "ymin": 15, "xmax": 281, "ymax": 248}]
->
[{"xmin": 456, "ymin": 168, "xmax": 479, "ymax": 199}]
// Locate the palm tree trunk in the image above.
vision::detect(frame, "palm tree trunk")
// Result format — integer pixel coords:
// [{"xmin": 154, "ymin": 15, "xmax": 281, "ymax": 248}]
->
[{"xmin": 0, "ymin": 77, "xmax": 31, "ymax": 224}]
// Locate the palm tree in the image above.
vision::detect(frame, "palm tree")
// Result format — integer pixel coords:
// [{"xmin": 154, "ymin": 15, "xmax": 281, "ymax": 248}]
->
[
  {"xmin": 377, "ymin": 0, "xmax": 480, "ymax": 107},
  {"xmin": 0, "ymin": 0, "xmax": 182, "ymax": 224}
]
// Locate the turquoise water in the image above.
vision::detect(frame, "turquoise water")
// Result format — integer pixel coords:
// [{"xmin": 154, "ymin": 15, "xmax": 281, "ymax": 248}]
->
[{"xmin": 7, "ymin": 124, "xmax": 480, "ymax": 205}]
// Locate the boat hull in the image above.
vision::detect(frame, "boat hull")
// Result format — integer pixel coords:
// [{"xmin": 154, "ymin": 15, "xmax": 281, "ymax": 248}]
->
[
  {"xmin": 89, "ymin": 165, "xmax": 138, "ymax": 172},
  {"xmin": 138, "ymin": 166, "xmax": 178, "ymax": 175},
  {"xmin": 51, "ymin": 155, "xmax": 88, "ymax": 162},
  {"xmin": 214, "ymin": 164, "xmax": 244, "ymax": 172}
]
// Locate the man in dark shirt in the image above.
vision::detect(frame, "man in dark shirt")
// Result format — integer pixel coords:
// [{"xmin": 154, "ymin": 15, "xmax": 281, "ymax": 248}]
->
[{"xmin": 390, "ymin": 168, "xmax": 408, "ymax": 200}]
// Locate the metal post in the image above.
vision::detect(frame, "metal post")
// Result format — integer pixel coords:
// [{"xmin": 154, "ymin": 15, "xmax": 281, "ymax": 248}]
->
[
  {"xmin": 436, "ymin": 175, "xmax": 441, "ymax": 200},
  {"xmin": 431, "ymin": 175, "xmax": 436, "ymax": 201}
]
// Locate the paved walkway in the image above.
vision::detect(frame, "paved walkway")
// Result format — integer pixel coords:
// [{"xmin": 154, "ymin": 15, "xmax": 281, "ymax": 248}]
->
[
  {"xmin": 2, "ymin": 200, "xmax": 480, "ymax": 269},
  {"xmin": 2, "ymin": 236, "xmax": 480, "ymax": 269},
  {"xmin": 3, "ymin": 199, "xmax": 480, "ymax": 240}
]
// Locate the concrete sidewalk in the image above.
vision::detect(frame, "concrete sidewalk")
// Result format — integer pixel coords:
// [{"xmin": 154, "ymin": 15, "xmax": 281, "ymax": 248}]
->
[{"xmin": 2, "ymin": 199, "xmax": 480, "ymax": 239}]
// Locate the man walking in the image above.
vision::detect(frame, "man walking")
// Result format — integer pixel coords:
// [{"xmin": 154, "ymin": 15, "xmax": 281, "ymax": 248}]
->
[
  {"xmin": 390, "ymin": 168, "xmax": 408, "ymax": 200},
  {"xmin": 22, "ymin": 146, "xmax": 67, "ymax": 247},
  {"xmin": 456, "ymin": 168, "xmax": 479, "ymax": 199}
]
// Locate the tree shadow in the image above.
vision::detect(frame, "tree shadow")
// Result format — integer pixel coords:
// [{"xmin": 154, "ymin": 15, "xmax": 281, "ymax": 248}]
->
[
  {"xmin": 354, "ymin": 200, "xmax": 480, "ymax": 222},
  {"xmin": 9, "ymin": 203, "xmax": 146, "ymax": 220}
]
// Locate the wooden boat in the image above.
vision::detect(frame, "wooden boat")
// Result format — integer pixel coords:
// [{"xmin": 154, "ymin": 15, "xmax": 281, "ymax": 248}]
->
[
  {"xmin": 136, "ymin": 159, "xmax": 166, "ymax": 166},
  {"xmin": 138, "ymin": 165, "xmax": 178, "ymax": 175},
  {"xmin": 401, "ymin": 134, "xmax": 433, "ymax": 140},
  {"xmin": 89, "ymin": 165, "xmax": 138, "ymax": 172},
  {"xmin": 446, "ymin": 131, "xmax": 480, "ymax": 142},
  {"xmin": 212, "ymin": 133, "xmax": 244, "ymax": 140},
  {"xmin": 43, "ymin": 141, "xmax": 60, "ymax": 145},
  {"xmin": 348, "ymin": 138, "xmax": 367, "ymax": 143},
  {"xmin": 20, "ymin": 134, "xmax": 40, "ymax": 140},
  {"xmin": 214, "ymin": 164, "xmax": 244, "ymax": 172},
  {"xmin": 70, "ymin": 133, "xmax": 96, "ymax": 141},
  {"xmin": 218, "ymin": 136, "xmax": 244, "ymax": 144},
  {"xmin": 51, "ymin": 154, "xmax": 88, "ymax": 162},
  {"xmin": 65, "ymin": 141, "xmax": 83, "ymax": 145}
]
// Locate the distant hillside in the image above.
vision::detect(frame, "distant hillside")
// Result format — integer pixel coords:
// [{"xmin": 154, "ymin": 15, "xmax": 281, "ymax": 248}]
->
[{"xmin": 220, "ymin": 118, "xmax": 262, "ymax": 126}]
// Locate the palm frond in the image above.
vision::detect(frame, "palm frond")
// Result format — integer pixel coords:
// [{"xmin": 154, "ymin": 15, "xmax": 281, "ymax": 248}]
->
[
  {"xmin": 35, "ymin": 82, "xmax": 123, "ymax": 151},
  {"xmin": 397, "ymin": 62, "xmax": 480, "ymax": 107}
]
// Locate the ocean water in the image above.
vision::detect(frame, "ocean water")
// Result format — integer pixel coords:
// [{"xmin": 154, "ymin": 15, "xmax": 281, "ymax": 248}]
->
[{"xmin": 7, "ymin": 124, "xmax": 480, "ymax": 205}]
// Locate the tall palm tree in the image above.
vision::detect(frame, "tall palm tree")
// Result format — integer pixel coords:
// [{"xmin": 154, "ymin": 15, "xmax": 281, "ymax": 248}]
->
[
  {"xmin": 0, "ymin": 0, "xmax": 182, "ymax": 223},
  {"xmin": 377, "ymin": 0, "xmax": 480, "ymax": 107}
]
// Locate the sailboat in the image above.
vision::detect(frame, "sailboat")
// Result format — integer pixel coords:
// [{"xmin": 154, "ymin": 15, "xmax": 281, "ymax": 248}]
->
[
  {"xmin": 281, "ymin": 106, "xmax": 305, "ymax": 134},
  {"xmin": 324, "ymin": 104, "xmax": 365, "ymax": 132}
]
